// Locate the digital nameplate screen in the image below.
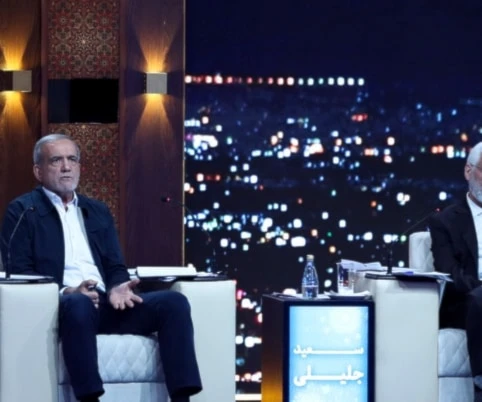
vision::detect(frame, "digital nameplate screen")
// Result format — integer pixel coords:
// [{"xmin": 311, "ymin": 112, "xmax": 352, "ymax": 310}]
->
[{"xmin": 288, "ymin": 303, "xmax": 373, "ymax": 402}]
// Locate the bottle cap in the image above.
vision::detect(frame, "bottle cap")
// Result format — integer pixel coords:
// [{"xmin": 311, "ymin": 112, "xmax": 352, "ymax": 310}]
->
[{"xmin": 306, "ymin": 254, "xmax": 314, "ymax": 261}]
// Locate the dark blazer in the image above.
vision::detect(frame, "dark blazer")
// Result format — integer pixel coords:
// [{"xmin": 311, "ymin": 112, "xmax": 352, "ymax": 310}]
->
[
  {"xmin": 0, "ymin": 187, "xmax": 130, "ymax": 290},
  {"xmin": 428, "ymin": 198, "xmax": 480, "ymax": 328}
]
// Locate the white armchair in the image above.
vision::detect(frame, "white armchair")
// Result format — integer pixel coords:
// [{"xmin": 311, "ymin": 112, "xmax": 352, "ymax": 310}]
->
[
  {"xmin": 0, "ymin": 278, "xmax": 236, "ymax": 402},
  {"xmin": 409, "ymin": 231, "xmax": 472, "ymax": 402}
]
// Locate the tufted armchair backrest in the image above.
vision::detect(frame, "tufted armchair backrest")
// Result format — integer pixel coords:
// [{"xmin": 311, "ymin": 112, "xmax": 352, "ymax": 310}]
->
[{"xmin": 409, "ymin": 231, "xmax": 435, "ymax": 272}]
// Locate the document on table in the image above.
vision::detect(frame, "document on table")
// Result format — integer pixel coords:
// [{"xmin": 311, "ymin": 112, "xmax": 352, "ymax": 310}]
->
[
  {"xmin": 392, "ymin": 270, "xmax": 453, "ymax": 282},
  {"xmin": 136, "ymin": 266, "xmax": 197, "ymax": 278},
  {"xmin": 339, "ymin": 259, "xmax": 384, "ymax": 271}
]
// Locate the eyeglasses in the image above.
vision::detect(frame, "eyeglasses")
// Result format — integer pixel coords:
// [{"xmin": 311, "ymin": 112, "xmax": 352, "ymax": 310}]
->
[
  {"xmin": 471, "ymin": 164, "xmax": 482, "ymax": 172},
  {"xmin": 46, "ymin": 155, "xmax": 81, "ymax": 167}
]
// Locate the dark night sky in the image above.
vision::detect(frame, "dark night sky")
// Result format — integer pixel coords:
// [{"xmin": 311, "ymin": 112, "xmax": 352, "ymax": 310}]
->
[{"xmin": 186, "ymin": 0, "xmax": 482, "ymax": 84}]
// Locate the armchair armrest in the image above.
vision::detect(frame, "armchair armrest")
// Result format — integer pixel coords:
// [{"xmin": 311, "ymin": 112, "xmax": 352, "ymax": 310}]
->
[
  {"xmin": 0, "ymin": 283, "xmax": 59, "ymax": 402},
  {"xmin": 170, "ymin": 279, "xmax": 236, "ymax": 402}
]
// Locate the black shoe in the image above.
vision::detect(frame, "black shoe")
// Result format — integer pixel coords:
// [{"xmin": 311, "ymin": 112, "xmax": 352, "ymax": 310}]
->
[
  {"xmin": 79, "ymin": 394, "xmax": 101, "ymax": 402},
  {"xmin": 171, "ymin": 384, "xmax": 202, "ymax": 402},
  {"xmin": 171, "ymin": 397, "xmax": 189, "ymax": 402}
]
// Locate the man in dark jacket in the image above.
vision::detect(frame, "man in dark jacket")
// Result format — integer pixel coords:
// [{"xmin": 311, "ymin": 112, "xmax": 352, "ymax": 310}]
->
[
  {"xmin": 0, "ymin": 134, "xmax": 202, "ymax": 402},
  {"xmin": 429, "ymin": 141, "xmax": 482, "ymax": 402}
]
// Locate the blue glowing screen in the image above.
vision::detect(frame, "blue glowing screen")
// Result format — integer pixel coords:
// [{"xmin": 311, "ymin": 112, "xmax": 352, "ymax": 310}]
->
[{"xmin": 288, "ymin": 304, "xmax": 372, "ymax": 402}]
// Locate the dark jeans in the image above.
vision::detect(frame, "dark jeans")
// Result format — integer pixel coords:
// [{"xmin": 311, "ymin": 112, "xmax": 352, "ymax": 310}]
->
[{"xmin": 59, "ymin": 290, "xmax": 202, "ymax": 400}]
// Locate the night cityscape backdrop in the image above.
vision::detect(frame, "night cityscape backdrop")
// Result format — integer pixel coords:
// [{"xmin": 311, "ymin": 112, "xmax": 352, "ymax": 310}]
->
[{"xmin": 183, "ymin": 0, "xmax": 482, "ymax": 395}]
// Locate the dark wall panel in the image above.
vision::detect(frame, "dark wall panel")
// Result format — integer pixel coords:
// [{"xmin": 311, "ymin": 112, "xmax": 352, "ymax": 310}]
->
[
  {"xmin": 119, "ymin": 0, "xmax": 185, "ymax": 266},
  {"xmin": 0, "ymin": 0, "xmax": 41, "ymax": 218}
]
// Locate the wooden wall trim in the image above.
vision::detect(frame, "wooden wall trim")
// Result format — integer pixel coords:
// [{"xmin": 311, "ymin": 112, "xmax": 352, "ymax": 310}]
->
[
  {"xmin": 0, "ymin": 0, "xmax": 42, "ymax": 217},
  {"xmin": 40, "ymin": 0, "xmax": 48, "ymax": 135},
  {"xmin": 119, "ymin": 0, "xmax": 185, "ymax": 266}
]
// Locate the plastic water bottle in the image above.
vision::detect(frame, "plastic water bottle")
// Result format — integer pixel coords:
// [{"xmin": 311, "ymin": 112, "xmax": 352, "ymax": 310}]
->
[{"xmin": 301, "ymin": 254, "xmax": 319, "ymax": 298}]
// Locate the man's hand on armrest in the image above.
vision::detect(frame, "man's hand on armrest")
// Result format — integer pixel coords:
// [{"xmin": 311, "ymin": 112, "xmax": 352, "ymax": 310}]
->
[{"xmin": 108, "ymin": 279, "xmax": 142, "ymax": 310}]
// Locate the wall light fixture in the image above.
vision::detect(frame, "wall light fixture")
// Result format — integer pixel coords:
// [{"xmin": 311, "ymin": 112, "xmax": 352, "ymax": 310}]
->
[
  {"xmin": 0, "ymin": 70, "xmax": 32, "ymax": 92},
  {"xmin": 144, "ymin": 72, "xmax": 167, "ymax": 94}
]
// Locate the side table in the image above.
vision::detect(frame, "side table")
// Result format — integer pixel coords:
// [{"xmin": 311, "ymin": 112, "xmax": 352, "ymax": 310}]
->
[{"xmin": 261, "ymin": 294, "xmax": 375, "ymax": 402}]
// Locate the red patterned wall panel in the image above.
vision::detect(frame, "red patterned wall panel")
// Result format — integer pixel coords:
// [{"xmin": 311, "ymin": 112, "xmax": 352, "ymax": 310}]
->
[
  {"xmin": 47, "ymin": 123, "xmax": 120, "ymax": 222},
  {"xmin": 48, "ymin": 0, "xmax": 119, "ymax": 78}
]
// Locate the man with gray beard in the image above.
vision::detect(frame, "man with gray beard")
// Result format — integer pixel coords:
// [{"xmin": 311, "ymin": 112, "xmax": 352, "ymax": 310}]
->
[
  {"xmin": 429, "ymin": 141, "xmax": 482, "ymax": 402},
  {"xmin": 0, "ymin": 134, "xmax": 202, "ymax": 402}
]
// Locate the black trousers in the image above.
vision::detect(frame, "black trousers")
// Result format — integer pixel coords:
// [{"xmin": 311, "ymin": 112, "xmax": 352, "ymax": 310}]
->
[
  {"xmin": 466, "ymin": 286, "xmax": 482, "ymax": 377},
  {"xmin": 59, "ymin": 290, "xmax": 202, "ymax": 400}
]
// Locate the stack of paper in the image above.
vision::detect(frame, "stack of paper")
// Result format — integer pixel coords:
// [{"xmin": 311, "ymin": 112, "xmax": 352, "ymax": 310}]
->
[
  {"xmin": 0, "ymin": 272, "xmax": 55, "ymax": 283},
  {"xmin": 392, "ymin": 270, "xmax": 453, "ymax": 282},
  {"xmin": 136, "ymin": 266, "xmax": 197, "ymax": 278},
  {"xmin": 339, "ymin": 259, "xmax": 384, "ymax": 271}
]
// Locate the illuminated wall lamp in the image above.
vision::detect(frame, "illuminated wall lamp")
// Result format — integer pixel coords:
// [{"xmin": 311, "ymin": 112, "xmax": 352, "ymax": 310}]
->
[
  {"xmin": 144, "ymin": 72, "xmax": 167, "ymax": 94},
  {"xmin": 0, "ymin": 70, "xmax": 32, "ymax": 92}
]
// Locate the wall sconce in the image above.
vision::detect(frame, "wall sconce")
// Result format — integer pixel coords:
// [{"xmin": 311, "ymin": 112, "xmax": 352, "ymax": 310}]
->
[
  {"xmin": 0, "ymin": 70, "xmax": 32, "ymax": 92},
  {"xmin": 144, "ymin": 72, "xmax": 167, "ymax": 94}
]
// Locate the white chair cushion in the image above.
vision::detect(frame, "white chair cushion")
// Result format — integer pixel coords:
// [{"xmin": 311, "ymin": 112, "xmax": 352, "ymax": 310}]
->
[
  {"xmin": 59, "ymin": 334, "xmax": 164, "ymax": 384},
  {"xmin": 438, "ymin": 328, "xmax": 471, "ymax": 377},
  {"xmin": 409, "ymin": 231, "xmax": 434, "ymax": 272}
]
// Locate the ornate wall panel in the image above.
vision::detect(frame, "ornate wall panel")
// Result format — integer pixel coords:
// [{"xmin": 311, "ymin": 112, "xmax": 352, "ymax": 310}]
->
[
  {"xmin": 46, "ymin": 0, "xmax": 121, "ymax": 223},
  {"xmin": 47, "ymin": 0, "xmax": 120, "ymax": 78}
]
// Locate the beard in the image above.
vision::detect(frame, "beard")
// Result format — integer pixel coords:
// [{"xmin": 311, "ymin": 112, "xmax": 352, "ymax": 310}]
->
[{"xmin": 469, "ymin": 179, "xmax": 482, "ymax": 204}]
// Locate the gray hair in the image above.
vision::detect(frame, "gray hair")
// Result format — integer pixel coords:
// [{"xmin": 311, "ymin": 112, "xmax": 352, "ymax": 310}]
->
[
  {"xmin": 33, "ymin": 134, "xmax": 80, "ymax": 164},
  {"xmin": 467, "ymin": 142, "xmax": 482, "ymax": 166}
]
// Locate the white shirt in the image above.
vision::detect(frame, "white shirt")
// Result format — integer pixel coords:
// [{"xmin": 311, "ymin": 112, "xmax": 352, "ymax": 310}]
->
[
  {"xmin": 466, "ymin": 193, "xmax": 482, "ymax": 280},
  {"xmin": 42, "ymin": 188, "xmax": 106, "ymax": 292}
]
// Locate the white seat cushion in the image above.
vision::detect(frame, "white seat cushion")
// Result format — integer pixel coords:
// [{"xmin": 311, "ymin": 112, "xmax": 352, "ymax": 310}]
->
[
  {"xmin": 438, "ymin": 328, "xmax": 471, "ymax": 377},
  {"xmin": 439, "ymin": 377, "xmax": 474, "ymax": 402},
  {"xmin": 59, "ymin": 334, "xmax": 164, "ymax": 384}
]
